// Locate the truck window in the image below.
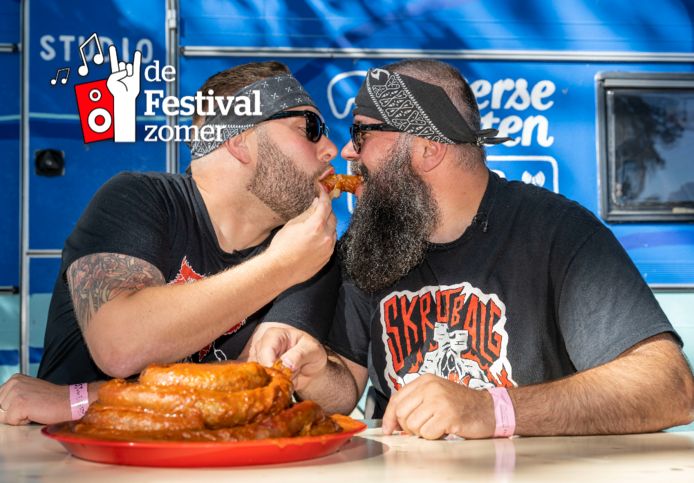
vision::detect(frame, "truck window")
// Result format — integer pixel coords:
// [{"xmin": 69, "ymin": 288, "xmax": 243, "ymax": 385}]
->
[{"xmin": 597, "ymin": 73, "xmax": 694, "ymax": 222}]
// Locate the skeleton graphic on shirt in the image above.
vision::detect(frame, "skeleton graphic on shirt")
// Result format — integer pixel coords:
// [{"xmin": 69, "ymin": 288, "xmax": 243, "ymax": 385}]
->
[
  {"xmin": 380, "ymin": 282, "xmax": 516, "ymax": 393},
  {"xmin": 402, "ymin": 322, "xmax": 495, "ymax": 389}
]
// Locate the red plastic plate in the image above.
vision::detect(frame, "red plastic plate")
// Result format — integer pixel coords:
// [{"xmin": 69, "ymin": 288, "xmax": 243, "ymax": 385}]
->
[{"xmin": 42, "ymin": 417, "xmax": 367, "ymax": 468}]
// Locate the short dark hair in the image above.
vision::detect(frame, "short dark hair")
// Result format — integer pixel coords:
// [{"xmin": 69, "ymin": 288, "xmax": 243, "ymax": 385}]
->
[
  {"xmin": 192, "ymin": 61, "xmax": 291, "ymax": 126},
  {"xmin": 382, "ymin": 59, "xmax": 484, "ymax": 164}
]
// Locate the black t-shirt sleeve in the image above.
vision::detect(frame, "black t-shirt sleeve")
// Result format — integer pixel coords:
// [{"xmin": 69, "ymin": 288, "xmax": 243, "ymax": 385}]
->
[
  {"xmin": 262, "ymin": 254, "xmax": 341, "ymax": 341},
  {"xmin": 325, "ymin": 278, "xmax": 373, "ymax": 368},
  {"xmin": 39, "ymin": 172, "xmax": 171, "ymax": 384},
  {"xmin": 554, "ymin": 218, "xmax": 681, "ymax": 371},
  {"xmin": 62, "ymin": 172, "xmax": 170, "ymax": 276}
]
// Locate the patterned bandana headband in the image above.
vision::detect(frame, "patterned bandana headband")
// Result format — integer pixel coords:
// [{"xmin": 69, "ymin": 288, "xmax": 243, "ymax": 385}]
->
[
  {"xmin": 189, "ymin": 74, "xmax": 317, "ymax": 159},
  {"xmin": 354, "ymin": 68, "xmax": 510, "ymax": 146}
]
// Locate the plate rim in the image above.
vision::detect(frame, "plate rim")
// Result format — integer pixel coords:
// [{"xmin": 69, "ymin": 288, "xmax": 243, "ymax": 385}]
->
[{"xmin": 41, "ymin": 418, "xmax": 367, "ymax": 450}]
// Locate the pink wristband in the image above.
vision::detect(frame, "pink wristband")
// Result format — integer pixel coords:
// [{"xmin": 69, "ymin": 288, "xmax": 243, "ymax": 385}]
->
[
  {"xmin": 487, "ymin": 387, "xmax": 516, "ymax": 438},
  {"xmin": 69, "ymin": 383, "xmax": 90, "ymax": 420}
]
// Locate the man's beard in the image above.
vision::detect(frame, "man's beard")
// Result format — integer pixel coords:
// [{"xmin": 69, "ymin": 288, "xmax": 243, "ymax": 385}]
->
[
  {"xmin": 340, "ymin": 136, "xmax": 439, "ymax": 294},
  {"xmin": 248, "ymin": 131, "xmax": 319, "ymax": 221}
]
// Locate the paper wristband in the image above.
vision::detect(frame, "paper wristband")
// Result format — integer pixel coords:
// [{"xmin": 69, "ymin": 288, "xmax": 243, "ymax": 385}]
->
[
  {"xmin": 69, "ymin": 383, "xmax": 89, "ymax": 420},
  {"xmin": 487, "ymin": 387, "xmax": 516, "ymax": 438}
]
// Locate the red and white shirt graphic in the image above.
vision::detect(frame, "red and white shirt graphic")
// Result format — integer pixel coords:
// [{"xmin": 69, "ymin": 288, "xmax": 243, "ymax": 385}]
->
[
  {"xmin": 169, "ymin": 256, "xmax": 247, "ymax": 361},
  {"xmin": 378, "ymin": 281, "xmax": 516, "ymax": 393}
]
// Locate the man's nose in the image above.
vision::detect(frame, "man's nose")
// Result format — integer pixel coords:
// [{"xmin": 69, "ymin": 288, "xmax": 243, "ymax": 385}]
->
[
  {"xmin": 318, "ymin": 136, "xmax": 338, "ymax": 163},
  {"xmin": 341, "ymin": 140, "xmax": 358, "ymax": 161}
]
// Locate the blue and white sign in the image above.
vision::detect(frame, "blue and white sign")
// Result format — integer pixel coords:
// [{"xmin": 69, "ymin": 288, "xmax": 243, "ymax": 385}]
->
[{"xmin": 488, "ymin": 156, "xmax": 559, "ymax": 193}]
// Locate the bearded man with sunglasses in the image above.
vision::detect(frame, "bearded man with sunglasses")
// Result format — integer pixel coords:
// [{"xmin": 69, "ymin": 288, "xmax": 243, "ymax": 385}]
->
[
  {"xmin": 0, "ymin": 61, "xmax": 340, "ymax": 425},
  {"xmin": 259, "ymin": 59, "xmax": 693, "ymax": 440}
]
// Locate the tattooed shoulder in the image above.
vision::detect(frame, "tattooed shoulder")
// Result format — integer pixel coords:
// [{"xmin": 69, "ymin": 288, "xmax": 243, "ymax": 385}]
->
[{"xmin": 66, "ymin": 253, "xmax": 165, "ymax": 331}]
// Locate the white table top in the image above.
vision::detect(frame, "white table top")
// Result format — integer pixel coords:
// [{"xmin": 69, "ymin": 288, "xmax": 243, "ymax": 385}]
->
[{"xmin": 2, "ymin": 422, "xmax": 694, "ymax": 483}]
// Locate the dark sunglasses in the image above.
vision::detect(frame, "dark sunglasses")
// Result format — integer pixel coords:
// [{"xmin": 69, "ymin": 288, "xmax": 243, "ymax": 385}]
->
[
  {"xmin": 263, "ymin": 110, "xmax": 329, "ymax": 143},
  {"xmin": 349, "ymin": 123, "xmax": 402, "ymax": 153}
]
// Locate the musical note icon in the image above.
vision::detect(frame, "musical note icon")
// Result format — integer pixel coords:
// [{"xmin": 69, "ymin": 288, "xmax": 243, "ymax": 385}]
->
[
  {"xmin": 77, "ymin": 32, "xmax": 104, "ymax": 76},
  {"xmin": 49, "ymin": 67, "xmax": 70, "ymax": 86}
]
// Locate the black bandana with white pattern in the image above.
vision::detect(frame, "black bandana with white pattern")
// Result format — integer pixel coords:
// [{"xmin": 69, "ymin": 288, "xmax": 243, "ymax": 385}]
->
[
  {"xmin": 189, "ymin": 74, "xmax": 317, "ymax": 159},
  {"xmin": 354, "ymin": 68, "xmax": 509, "ymax": 146}
]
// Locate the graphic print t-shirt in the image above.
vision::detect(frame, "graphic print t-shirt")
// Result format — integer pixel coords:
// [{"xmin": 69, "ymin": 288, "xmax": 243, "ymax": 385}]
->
[
  {"xmin": 327, "ymin": 171, "xmax": 680, "ymax": 415},
  {"xmin": 38, "ymin": 172, "xmax": 338, "ymax": 384}
]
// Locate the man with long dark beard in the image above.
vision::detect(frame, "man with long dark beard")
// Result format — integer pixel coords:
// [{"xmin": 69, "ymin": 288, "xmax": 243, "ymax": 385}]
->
[
  {"xmin": 258, "ymin": 59, "xmax": 693, "ymax": 440},
  {"xmin": 0, "ymin": 62, "xmax": 340, "ymax": 425},
  {"xmin": 338, "ymin": 135, "xmax": 438, "ymax": 294}
]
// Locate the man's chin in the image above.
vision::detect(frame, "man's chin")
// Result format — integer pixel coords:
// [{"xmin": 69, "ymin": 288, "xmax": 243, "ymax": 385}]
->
[{"xmin": 283, "ymin": 193, "xmax": 316, "ymax": 220}]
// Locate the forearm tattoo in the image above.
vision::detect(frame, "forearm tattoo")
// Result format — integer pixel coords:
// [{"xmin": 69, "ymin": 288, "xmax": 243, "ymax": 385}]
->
[{"xmin": 67, "ymin": 253, "xmax": 165, "ymax": 331}]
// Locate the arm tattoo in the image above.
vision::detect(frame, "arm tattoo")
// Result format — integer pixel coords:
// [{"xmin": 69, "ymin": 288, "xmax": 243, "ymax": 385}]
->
[{"xmin": 67, "ymin": 253, "xmax": 165, "ymax": 331}]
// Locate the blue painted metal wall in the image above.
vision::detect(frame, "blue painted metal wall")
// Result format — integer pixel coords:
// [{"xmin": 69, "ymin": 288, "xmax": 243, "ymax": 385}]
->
[
  {"xmin": 29, "ymin": 0, "xmax": 167, "ymax": 250},
  {"xmin": 0, "ymin": 0, "xmax": 20, "ymax": 289},
  {"xmin": 180, "ymin": 0, "xmax": 694, "ymax": 51},
  {"xmin": 0, "ymin": 0, "xmax": 21, "ymax": 382}
]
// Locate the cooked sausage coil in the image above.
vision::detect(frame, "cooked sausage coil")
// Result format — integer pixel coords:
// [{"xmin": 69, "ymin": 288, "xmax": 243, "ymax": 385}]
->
[{"xmin": 74, "ymin": 361, "xmax": 342, "ymax": 441}]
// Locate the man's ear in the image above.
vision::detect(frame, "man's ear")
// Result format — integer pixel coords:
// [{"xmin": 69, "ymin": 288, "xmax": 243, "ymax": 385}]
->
[
  {"xmin": 223, "ymin": 131, "xmax": 252, "ymax": 165},
  {"xmin": 413, "ymin": 139, "xmax": 447, "ymax": 173}
]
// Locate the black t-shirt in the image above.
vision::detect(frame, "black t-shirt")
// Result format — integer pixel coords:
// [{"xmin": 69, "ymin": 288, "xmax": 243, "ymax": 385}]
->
[
  {"xmin": 327, "ymin": 170, "xmax": 680, "ymax": 416},
  {"xmin": 38, "ymin": 172, "xmax": 338, "ymax": 384}
]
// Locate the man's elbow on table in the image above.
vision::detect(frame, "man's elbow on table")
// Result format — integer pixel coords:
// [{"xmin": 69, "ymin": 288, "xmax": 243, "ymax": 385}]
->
[
  {"xmin": 657, "ymin": 343, "xmax": 694, "ymax": 428},
  {"xmin": 87, "ymin": 339, "xmax": 143, "ymax": 379},
  {"xmin": 679, "ymin": 360, "xmax": 694, "ymax": 426},
  {"xmin": 83, "ymin": 314, "xmax": 150, "ymax": 379}
]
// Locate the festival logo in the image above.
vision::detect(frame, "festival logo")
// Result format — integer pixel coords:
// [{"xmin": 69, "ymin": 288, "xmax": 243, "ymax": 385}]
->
[
  {"xmin": 49, "ymin": 32, "xmax": 260, "ymax": 145},
  {"xmin": 378, "ymin": 282, "xmax": 516, "ymax": 392},
  {"xmin": 51, "ymin": 32, "xmax": 142, "ymax": 144}
]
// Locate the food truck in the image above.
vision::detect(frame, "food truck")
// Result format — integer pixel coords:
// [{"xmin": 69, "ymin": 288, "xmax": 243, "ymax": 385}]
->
[{"xmin": 1, "ymin": 0, "xmax": 692, "ymax": 384}]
